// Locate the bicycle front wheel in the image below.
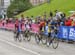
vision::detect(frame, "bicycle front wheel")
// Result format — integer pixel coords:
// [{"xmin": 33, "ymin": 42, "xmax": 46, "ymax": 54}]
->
[{"xmin": 52, "ymin": 37, "xmax": 59, "ymax": 49}]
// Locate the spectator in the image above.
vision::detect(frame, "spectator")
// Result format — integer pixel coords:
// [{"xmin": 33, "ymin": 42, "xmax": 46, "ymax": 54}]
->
[
  {"xmin": 31, "ymin": 16, "xmax": 34, "ymax": 20},
  {"xmin": 50, "ymin": 11, "xmax": 53, "ymax": 17},
  {"xmin": 72, "ymin": 18, "xmax": 75, "ymax": 26},
  {"xmin": 65, "ymin": 17, "xmax": 72, "ymax": 26},
  {"xmin": 43, "ymin": 12, "xmax": 47, "ymax": 19},
  {"xmin": 60, "ymin": 13, "xmax": 66, "ymax": 25},
  {"xmin": 55, "ymin": 10, "xmax": 63, "ymax": 20}
]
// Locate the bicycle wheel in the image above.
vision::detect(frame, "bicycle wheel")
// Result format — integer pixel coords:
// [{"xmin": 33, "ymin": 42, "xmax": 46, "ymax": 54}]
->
[
  {"xmin": 35, "ymin": 34, "xmax": 40, "ymax": 44},
  {"xmin": 23, "ymin": 31, "xmax": 31, "ymax": 42},
  {"xmin": 52, "ymin": 37, "xmax": 59, "ymax": 49},
  {"xmin": 18, "ymin": 33, "xmax": 22, "ymax": 42},
  {"xmin": 14, "ymin": 34, "xmax": 17, "ymax": 41},
  {"xmin": 46, "ymin": 37, "xmax": 52, "ymax": 47},
  {"xmin": 41, "ymin": 35, "xmax": 47, "ymax": 45},
  {"xmin": 26, "ymin": 32, "xmax": 31, "ymax": 41},
  {"xmin": 13, "ymin": 31, "xmax": 17, "ymax": 41}
]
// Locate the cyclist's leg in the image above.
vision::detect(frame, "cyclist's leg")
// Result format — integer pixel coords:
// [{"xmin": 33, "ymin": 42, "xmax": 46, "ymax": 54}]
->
[
  {"xmin": 48, "ymin": 32, "xmax": 51, "ymax": 41},
  {"xmin": 21, "ymin": 23, "xmax": 23, "ymax": 30},
  {"xmin": 16, "ymin": 26, "xmax": 19, "ymax": 38}
]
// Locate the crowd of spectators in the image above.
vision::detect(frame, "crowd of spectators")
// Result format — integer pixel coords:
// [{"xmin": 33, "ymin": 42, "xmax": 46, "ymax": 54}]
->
[{"xmin": 0, "ymin": 10, "xmax": 75, "ymax": 27}]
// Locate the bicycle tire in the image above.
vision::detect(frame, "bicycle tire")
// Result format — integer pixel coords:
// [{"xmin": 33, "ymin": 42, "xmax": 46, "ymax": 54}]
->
[
  {"xmin": 18, "ymin": 33, "xmax": 22, "ymax": 42},
  {"xmin": 13, "ymin": 31, "xmax": 17, "ymax": 41},
  {"xmin": 26, "ymin": 32, "xmax": 31, "ymax": 41},
  {"xmin": 52, "ymin": 37, "xmax": 59, "ymax": 49},
  {"xmin": 35, "ymin": 34, "xmax": 40, "ymax": 44},
  {"xmin": 23, "ymin": 31, "xmax": 31, "ymax": 42},
  {"xmin": 41, "ymin": 35, "xmax": 47, "ymax": 45},
  {"xmin": 46, "ymin": 37, "xmax": 52, "ymax": 47}
]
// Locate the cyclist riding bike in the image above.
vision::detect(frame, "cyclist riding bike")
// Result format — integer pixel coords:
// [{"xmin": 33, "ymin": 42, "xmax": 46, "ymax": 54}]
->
[
  {"xmin": 15, "ymin": 19, "xmax": 22, "ymax": 35},
  {"xmin": 15, "ymin": 19, "xmax": 19, "ymax": 31},
  {"xmin": 20, "ymin": 18, "xmax": 25, "ymax": 30},
  {"xmin": 39, "ymin": 19, "xmax": 46, "ymax": 32},
  {"xmin": 14, "ymin": 19, "xmax": 23, "ymax": 41},
  {"xmin": 50, "ymin": 19, "xmax": 59, "ymax": 37}
]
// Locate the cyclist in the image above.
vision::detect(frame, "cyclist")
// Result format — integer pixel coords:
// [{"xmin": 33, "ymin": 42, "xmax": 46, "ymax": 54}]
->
[
  {"xmin": 51, "ymin": 19, "xmax": 59, "ymax": 38},
  {"xmin": 39, "ymin": 19, "xmax": 46, "ymax": 32},
  {"xmin": 15, "ymin": 19, "xmax": 19, "ymax": 31},
  {"xmin": 2, "ymin": 19, "xmax": 6, "ymax": 26},
  {"xmin": 15, "ymin": 18, "xmax": 22, "ymax": 35},
  {"xmin": 14, "ymin": 18, "xmax": 23, "ymax": 41},
  {"xmin": 24, "ymin": 17, "xmax": 31, "ymax": 30},
  {"xmin": 20, "ymin": 15, "xmax": 25, "ymax": 30}
]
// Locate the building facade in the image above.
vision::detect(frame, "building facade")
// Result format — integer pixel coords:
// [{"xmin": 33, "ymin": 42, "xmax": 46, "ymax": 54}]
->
[
  {"xmin": 0, "ymin": 0, "xmax": 11, "ymax": 18},
  {"xmin": 3, "ymin": 0, "xmax": 10, "ymax": 10},
  {"xmin": 0, "ymin": 0, "xmax": 4, "ymax": 15}
]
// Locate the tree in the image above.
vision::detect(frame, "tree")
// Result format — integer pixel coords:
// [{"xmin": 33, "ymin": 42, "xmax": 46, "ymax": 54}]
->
[{"xmin": 7, "ymin": 0, "xmax": 32, "ymax": 18}]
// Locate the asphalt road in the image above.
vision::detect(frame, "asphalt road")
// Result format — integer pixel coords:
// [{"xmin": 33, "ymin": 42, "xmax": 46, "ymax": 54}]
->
[{"xmin": 0, "ymin": 30, "xmax": 75, "ymax": 55}]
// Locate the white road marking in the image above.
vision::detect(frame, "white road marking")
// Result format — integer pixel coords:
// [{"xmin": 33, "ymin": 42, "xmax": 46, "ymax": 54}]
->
[{"xmin": 0, "ymin": 39, "xmax": 41, "ymax": 55}]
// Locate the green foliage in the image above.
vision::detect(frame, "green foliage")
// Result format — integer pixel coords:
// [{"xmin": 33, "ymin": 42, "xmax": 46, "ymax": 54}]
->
[
  {"xmin": 16, "ymin": 0, "xmax": 75, "ymax": 18},
  {"xmin": 7, "ymin": 0, "xmax": 32, "ymax": 18}
]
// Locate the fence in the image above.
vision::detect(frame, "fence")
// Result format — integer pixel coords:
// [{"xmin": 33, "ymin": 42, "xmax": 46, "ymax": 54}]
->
[
  {"xmin": 58, "ymin": 26, "xmax": 75, "ymax": 41},
  {"xmin": 0, "ymin": 22, "xmax": 75, "ymax": 41}
]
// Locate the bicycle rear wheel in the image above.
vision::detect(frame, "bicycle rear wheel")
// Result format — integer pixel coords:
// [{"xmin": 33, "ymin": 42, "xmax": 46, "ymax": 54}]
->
[
  {"xmin": 26, "ymin": 32, "xmax": 31, "ymax": 41},
  {"xmin": 41, "ymin": 35, "xmax": 47, "ymax": 45},
  {"xmin": 13, "ymin": 31, "xmax": 18, "ymax": 41},
  {"xmin": 18, "ymin": 33, "xmax": 22, "ymax": 42},
  {"xmin": 23, "ymin": 31, "xmax": 31, "ymax": 42},
  {"xmin": 46, "ymin": 37, "xmax": 52, "ymax": 47},
  {"xmin": 14, "ymin": 34, "xmax": 17, "ymax": 41},
  {"xmin": 52, "ymin": 37, "xmax": 59, "ymax": 49},
  {"xmin": 35, "ymin": 34, "xmax": 40, "ymax": 44}
]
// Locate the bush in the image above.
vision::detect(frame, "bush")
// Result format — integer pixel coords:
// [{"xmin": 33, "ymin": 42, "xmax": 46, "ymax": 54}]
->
[{"xmin": 7, "ymin": 0, "xmax": 32, "ymax": 18}]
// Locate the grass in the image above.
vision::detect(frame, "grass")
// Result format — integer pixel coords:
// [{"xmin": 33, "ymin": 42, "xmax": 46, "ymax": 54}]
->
[{"xmin": 16, "ymin": 0, "xmax": 75, "ymax": 18}]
